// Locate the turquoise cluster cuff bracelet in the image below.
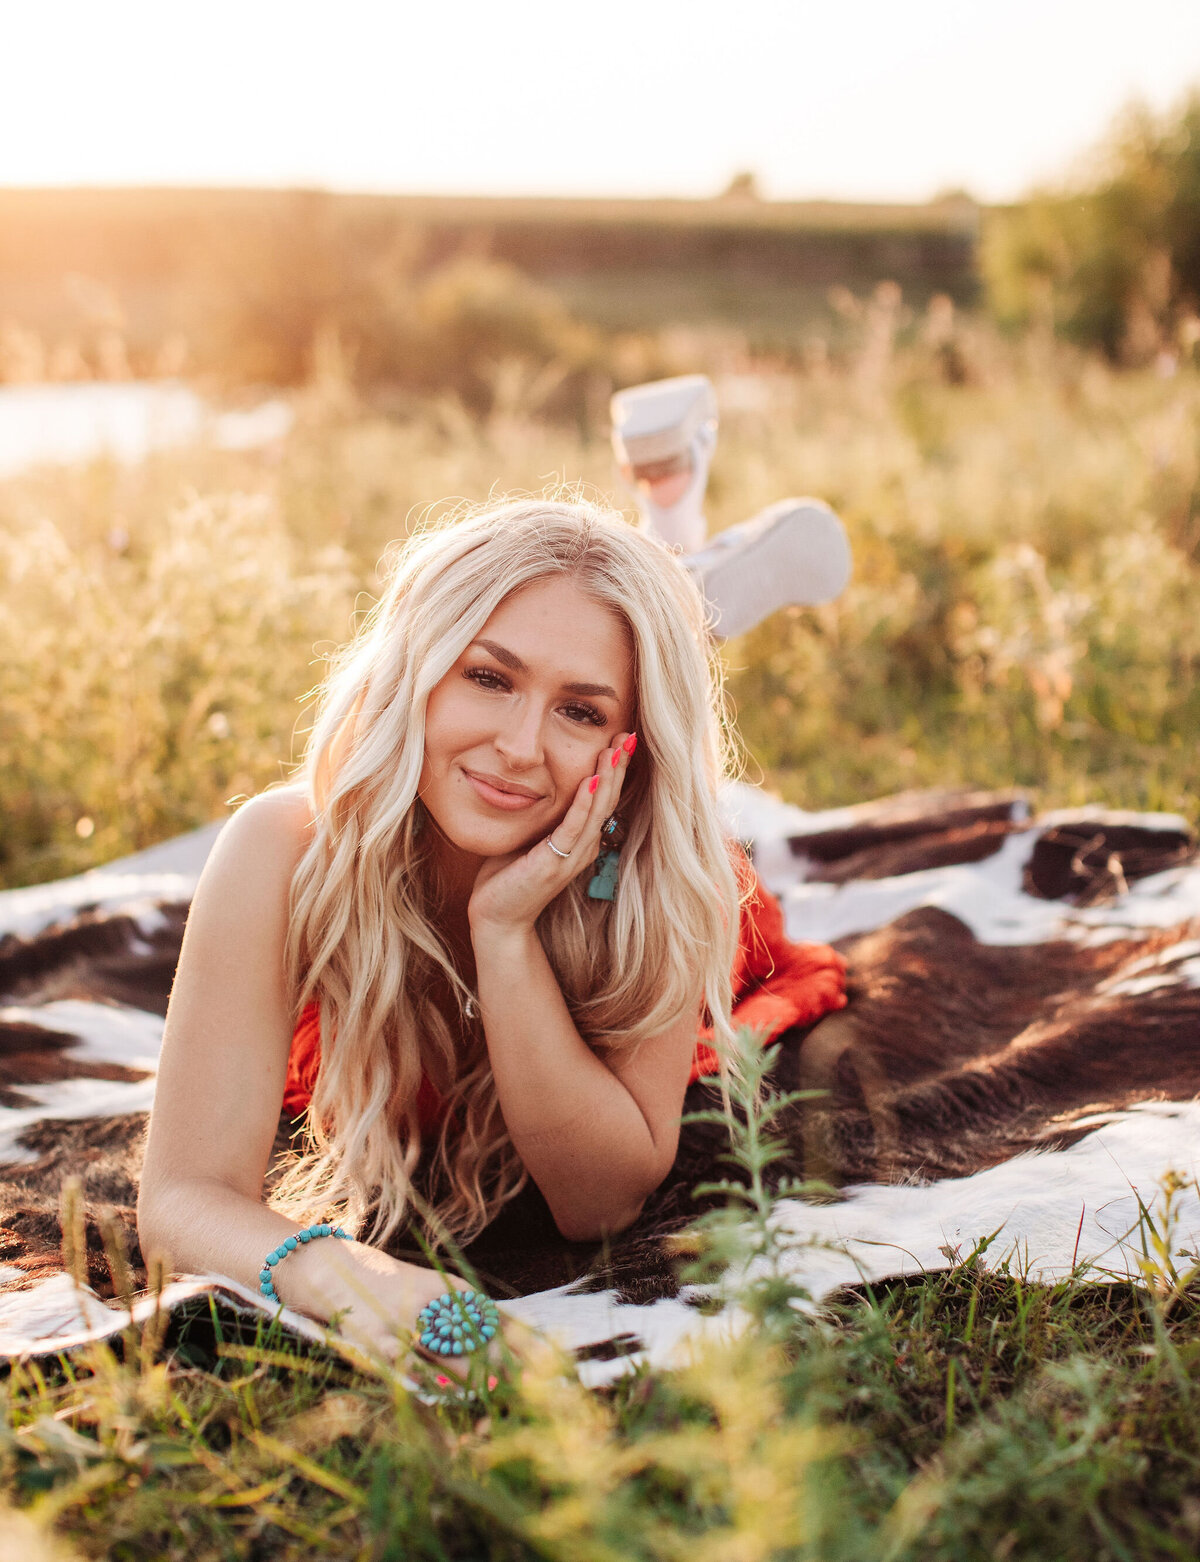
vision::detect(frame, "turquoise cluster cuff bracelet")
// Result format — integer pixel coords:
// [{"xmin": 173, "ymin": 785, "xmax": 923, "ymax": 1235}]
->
[
  {"xmin": 416, "ymin": 1289, "xmax": 499, "ymax": 1356},
  {"xmin": 259, "ymin": 1223, "xmax": 351, "ymax": 1304}
]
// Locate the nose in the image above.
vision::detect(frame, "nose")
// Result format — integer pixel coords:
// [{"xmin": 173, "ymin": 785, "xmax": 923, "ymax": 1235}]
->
[{"xmin": 493, "ymin": 697, "xmax": 544, "ymax": 770}]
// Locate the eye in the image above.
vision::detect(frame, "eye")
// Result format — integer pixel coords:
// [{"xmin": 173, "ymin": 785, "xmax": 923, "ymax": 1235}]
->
[
  {"xmin": 463, "ymin": 666, "xmax": 510, "ymax": 693},
  {"xmin": 463, "ymin": 665, "xmax": 608, "ymax": 728},
  {"xmin": 560, "ymin": 701, "xmax": 607, "ymax": 728}
]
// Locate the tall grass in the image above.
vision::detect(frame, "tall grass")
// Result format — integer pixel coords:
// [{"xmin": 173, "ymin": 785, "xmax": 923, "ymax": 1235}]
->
[{"xmin": 3, "ymin": 307, "xmax": 1198, "ymax": 887}]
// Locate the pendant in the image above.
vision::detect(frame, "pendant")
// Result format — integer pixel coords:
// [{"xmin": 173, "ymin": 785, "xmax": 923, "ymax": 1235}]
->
[{"xmin": 587, "ymin": 849, "xmax": 620, "ymax": 902}]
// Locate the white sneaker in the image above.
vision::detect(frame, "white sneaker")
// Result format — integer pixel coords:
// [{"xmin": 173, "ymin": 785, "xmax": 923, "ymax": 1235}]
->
[
  {"xmin": 611, "ymin": 375, "xmax": 718, "ymax": 555},
  {"xmin": 686, "ymin": 498, "xmax": 852, "ymax": 639},
  {"xmin": 610, "ymin": 374, "xmax": 717, "ymax": 471}
]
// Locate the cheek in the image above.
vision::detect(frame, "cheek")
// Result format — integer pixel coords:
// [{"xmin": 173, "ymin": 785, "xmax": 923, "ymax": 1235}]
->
[
  {"xmin": 425, "ymin": 674, "xmax": 483, "ymax": 734},
  {"xmin": 419, "ymin": 683, "xmax": 468, "ymax": 775},
  {"xmin": 551, "ymin": 727, "xmax": 611, "ymax": 786}
]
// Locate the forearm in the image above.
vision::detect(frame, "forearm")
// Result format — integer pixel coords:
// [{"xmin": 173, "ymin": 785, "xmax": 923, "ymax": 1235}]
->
[
  {"xmin": 137, "ymin": 1175, "xmax": 425, "ymax": 1326},
  {"xmin": 472, "ymin": 926, "xmax": 661, "ymax": 1240}
]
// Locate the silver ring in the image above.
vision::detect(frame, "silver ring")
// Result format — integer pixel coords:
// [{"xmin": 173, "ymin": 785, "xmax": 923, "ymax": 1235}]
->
[{"xmin": 546, "ymin": 836, "xmax": 571, "ymax": 859}]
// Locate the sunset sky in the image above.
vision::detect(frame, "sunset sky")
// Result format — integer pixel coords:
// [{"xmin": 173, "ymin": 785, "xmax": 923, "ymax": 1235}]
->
[{"xmin": 5, "ymin": 0, "xmax": 1200, "ymax": 203}]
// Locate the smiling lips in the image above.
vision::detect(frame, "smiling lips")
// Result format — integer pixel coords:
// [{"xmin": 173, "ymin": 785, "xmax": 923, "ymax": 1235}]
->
[{"xmin": 463, "ymin": 769, "xmax": 546, "ymax": 811}]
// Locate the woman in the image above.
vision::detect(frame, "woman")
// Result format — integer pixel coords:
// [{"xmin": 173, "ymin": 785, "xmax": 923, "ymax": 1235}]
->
[{"xmin": 137, "ymin": 497, "xmax": 846, "ymax": 1367}]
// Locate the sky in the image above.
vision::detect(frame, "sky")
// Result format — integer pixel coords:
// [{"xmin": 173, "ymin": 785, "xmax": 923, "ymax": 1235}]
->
[{"xmin": 4, "ymin": 0, "xmax": 1200, "ymax": 204}]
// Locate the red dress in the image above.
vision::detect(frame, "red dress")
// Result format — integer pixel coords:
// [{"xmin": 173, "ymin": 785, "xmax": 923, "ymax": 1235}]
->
[{"xmin": 282, "ymin": 863, "xmax": 846, "ymax": 1126}]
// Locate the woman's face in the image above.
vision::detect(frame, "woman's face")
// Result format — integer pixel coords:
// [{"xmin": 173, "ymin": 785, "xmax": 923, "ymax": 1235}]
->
[{"xmin": 419, "ymin": 576, "xmax": 636, "ymax": 863}]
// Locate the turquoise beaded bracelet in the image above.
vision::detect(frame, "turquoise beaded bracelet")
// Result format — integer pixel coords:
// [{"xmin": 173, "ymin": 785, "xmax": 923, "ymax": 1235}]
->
[
  {"xmin": 259, "ymin": 1222, "xmax": 351, "ymax": 1304},
  {"xmin": 415, "ymin": 1289, "xmax": 500, "ymax": 1356}
]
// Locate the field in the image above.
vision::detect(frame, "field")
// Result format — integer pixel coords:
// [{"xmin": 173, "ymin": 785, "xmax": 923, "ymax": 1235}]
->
[
  {"xmin": 3, "ymin": 298, "xmax": 1198, "ymax": 888},
  {"xmin": 2, "ymin": 294, "xmax": 1200, "ymax": 1557}
]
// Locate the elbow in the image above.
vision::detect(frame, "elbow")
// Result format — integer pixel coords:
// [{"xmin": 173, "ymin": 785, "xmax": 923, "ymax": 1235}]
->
[
  {"xmin": 544, "ymin": 1146, "xmax": 673, "ymax": 1242},
  {"xmin": 551, "ymin": 1195, "xmax": 649, "ymax": 1245},
  {"xmin": 135, "ymin": 1192, "xmax": 165, "ymax": 1271},
  {"xmin": 136, "ymin": 1177, "xmax": 175, "ymax": 1266},
  {"xmin": 136, "ymin": 1173, "xmax": 210, "ymax": 1271}
]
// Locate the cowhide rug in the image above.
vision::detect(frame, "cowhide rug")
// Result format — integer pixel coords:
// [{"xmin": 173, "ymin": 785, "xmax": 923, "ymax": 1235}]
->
[{"xmin": 1, "ymin": 784, "xmax": 1198, "ymax": 1388}]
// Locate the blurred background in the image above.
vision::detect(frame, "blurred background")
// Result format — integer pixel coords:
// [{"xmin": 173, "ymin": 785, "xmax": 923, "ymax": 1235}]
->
[{"xmin": 3, "ymin": 0, "xmax": 1200, "ymax": 886}]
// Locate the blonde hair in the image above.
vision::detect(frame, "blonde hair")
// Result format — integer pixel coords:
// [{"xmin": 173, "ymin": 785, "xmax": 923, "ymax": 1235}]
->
[{"xmin": 272, "ymin": 496, "xmax": 742, "ymax": 1247}]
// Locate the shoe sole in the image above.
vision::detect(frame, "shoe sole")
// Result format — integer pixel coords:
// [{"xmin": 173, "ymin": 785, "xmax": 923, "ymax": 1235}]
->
[{"xmin": 691, "ymin": 499, "xmax": 852, "ymax": 639}]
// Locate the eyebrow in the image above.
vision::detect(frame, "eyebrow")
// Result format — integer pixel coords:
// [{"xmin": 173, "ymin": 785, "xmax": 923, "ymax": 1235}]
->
[{"xmin": 470, "ymin": 638, "xmax": 621, "ymax": 700}]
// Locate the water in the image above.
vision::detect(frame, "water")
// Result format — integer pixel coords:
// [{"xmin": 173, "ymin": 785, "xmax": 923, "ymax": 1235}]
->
[{"xmin": 0, "ymin": 381, "xmax": 294, "ymax": 478}]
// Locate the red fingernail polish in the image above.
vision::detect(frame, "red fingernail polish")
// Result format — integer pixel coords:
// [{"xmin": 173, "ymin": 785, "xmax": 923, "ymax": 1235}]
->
[
  {"xmin": 623, "ymin": 733, "xmax": 638, "ymax": 756},
  {"xmin": 611, "ymin": 749, "xmax": 620, "ymax": 767},
  {"xmin": 588, "ymin": 775, "xmax": 599, "ymax": 793}
]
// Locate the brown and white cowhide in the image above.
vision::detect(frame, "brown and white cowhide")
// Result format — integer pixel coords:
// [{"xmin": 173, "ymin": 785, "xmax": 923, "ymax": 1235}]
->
[{"xmin": 1, "ymin": 788, "xmax": 1198, "ymax": 1387}]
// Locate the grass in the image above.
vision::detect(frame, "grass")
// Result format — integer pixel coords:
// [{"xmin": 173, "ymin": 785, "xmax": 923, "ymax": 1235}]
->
[{"xmin": 2, "ymin": 1041, "xmax": 1198, "ymax": 1560}]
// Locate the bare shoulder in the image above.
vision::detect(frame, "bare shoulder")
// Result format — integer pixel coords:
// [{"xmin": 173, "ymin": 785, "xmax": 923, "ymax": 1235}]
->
[
  {"xmin": 201, "ymin": 786, "xmax": 315, "ymax": 891},
  {"xmin": 169, "ymin": 787, "xmax": 317, "ymax": 1028},
  {"xmin": 218, "ymin": 785, "xmax": 314, "ymax": 852},
  {"xmin": 150, "ymin": 787, "xmax": 317, "ymax": 1204},
  {"xmin": 175, "ymin": 788, "xmax": 316, "ymax": 954}
]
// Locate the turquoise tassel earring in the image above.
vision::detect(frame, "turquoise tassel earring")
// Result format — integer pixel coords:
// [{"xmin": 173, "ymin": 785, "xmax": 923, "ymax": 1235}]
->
[
  {"xmin": 588, "ymin": 849, "xmax": 621, "ymax": 901},
  {"xmin": 588, "ymin": 814, "xmax": 622, "ymax": 901}
]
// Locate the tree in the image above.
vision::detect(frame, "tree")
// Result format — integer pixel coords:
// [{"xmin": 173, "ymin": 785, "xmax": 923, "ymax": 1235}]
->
[{"xmin": 982, "ymin": 89, "xmax": 1200, "ymax": 360}]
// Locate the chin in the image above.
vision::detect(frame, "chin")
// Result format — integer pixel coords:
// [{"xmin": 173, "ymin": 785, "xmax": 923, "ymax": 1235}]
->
[{"xmin": 433, "ymin": 808, "xmax": 547, "ymax": 859}]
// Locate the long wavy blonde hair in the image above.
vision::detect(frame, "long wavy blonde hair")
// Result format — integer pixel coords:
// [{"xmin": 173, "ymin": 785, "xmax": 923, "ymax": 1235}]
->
[{"xmin": 271, "ymin": 496, "xmax": 743, "ymax": 1247}]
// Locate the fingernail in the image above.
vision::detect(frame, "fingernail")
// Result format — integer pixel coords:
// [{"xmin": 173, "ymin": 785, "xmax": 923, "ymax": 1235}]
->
[
  {"xmin": 611, "ymin": 749, "xmax": 620, "ymax": 768},
  {"xmin": 623, "ymin": 733, "xmax": 638, "ymax": 756},
  {"xmin": 588, "ymin": 775, "xmax": 599, "ymax": 793}
]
